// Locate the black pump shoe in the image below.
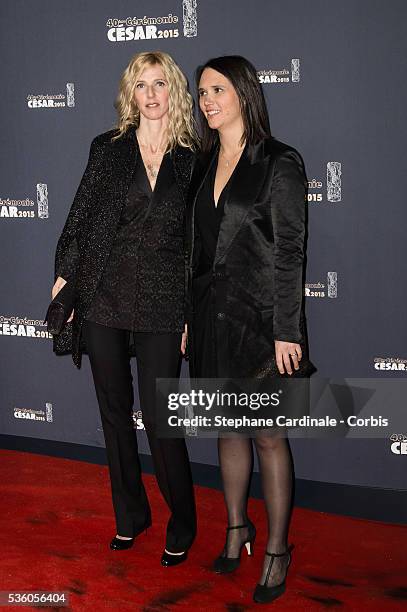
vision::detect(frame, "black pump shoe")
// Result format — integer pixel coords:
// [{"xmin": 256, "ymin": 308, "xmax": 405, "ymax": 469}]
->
[
  {"xmin": 110, "ymin": 519, "xmax": 151, "ymax": 551},
  {"xmin": 213, "ymin": 520, "xmax": 256, "ymax": 574},
  {"xmin": 110, "ymin": 536, "xmax": 135, "ymax": 551},
  {"xmin": 253, "ymin": 544, "xmax": 294, "ymax": 604},
  {"xmin": 161, "ymin": 549, "xmax": 188, "ymax": 567}
]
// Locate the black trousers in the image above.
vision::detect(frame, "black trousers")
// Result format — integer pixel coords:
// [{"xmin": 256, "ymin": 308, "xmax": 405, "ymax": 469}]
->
[{"xmin": 82, "ymin": 320, "xmax": 196, "ymax": 552}]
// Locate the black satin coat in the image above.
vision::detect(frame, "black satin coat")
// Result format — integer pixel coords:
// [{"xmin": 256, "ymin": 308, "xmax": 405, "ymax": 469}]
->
[
  {"xmin": 53, "ymin": 126, "xmax": 194, "ymax": 368},
  {"xmin": 185, "ymin": 137, "xmax": 310, "ymax": 379}
]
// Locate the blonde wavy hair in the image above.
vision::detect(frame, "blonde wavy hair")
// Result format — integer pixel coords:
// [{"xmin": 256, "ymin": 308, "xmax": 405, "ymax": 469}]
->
[{"xmin": 113, "ymin": 51, "xmax": 198, "ymax": 150}]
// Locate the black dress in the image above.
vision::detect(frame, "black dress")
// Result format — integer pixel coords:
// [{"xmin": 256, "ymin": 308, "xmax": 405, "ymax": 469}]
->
[
  {"xmin": 191, "ymin": 149, "xmax": 313, "ymax": 430},
  {"xmin": 192, "ymin": 154, "xmax": 235, "ymax": 377}
]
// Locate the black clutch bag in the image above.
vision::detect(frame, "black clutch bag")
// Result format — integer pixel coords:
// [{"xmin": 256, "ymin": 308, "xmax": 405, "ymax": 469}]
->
[{"xmin": 45, "ymin": 281, "xmax": 76, "ymax": 335}]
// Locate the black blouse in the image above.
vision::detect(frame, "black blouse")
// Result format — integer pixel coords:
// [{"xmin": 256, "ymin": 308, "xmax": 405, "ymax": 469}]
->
[
  {"xmin": 194, "ymin": 155, "xmax": 233, "ymax": 276},
  {"xmin": 86, "ymin": 151, "xmax": 177, "ymax": 331},
  {"xmin": 191, "ymin": 154, "xmax": 238, "ymax": 377}
]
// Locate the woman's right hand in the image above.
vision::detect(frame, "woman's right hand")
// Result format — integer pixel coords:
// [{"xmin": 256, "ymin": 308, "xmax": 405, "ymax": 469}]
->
[{"xmin": 51, "ymin": 276, "xmax": 74, "ymax": 322}]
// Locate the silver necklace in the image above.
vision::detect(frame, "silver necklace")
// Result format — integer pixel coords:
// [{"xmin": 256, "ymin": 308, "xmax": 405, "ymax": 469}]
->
[
  {"xmin": 220, "ymin": 146, "xmax": 244, "ymax": 167},
  {"xmin": 136, "ymin": 130, "xmax": 167, "ymax": 180}
]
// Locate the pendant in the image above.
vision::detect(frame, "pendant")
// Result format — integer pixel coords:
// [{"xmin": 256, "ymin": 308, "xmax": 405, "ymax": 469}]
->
[{"xmin": 147, "ymin": 163, "xmax": 158, "ymax": 179}]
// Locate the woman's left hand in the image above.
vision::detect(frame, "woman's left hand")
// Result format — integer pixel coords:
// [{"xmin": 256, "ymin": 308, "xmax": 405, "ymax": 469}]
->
[
  {"xmin": 274, "ymin": 340, "xmax": 302, "ymax": 375},
  {"xmin": 181, "ymin": 324, "xmax": 188, "ymax": 355}
]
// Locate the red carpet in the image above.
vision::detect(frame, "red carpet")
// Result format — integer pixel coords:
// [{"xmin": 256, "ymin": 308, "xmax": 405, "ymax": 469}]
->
[{"xmin": 0, "ymin": 449, "xmax": 405, "ymax": 611}]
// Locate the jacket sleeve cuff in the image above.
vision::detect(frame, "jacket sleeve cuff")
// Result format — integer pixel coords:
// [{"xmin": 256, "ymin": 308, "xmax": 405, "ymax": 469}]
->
[
  {"xmin": 55, "ymin": 238, "xmax": 80, "ymax": 282},
  {"xmin": 273, "ymin": 329, "xmax": 303, "ymax": 344}
]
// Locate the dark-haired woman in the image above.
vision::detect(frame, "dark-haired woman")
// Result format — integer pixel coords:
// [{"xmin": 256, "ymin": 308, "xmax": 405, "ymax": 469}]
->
[
  {"xmin": 185, "ymin": 55, "xmax": 314, "ymax": 603},
  {"xmin": 52, "ymin": 51, "xmax": 197, "ymax": 566}
]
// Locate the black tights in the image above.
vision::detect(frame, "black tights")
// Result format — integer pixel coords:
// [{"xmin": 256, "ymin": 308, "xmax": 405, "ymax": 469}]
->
[{"xmin": 218, "ymin": 430, "xmax": 293, "ymax": 586}]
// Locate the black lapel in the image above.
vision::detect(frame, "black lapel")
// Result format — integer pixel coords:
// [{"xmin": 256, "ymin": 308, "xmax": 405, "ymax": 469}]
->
[
  {"xmin": 185, "ymin": 147, "xmax": 218, "ymax": 262},
  {"xmin": 189, "ymin": 148, "xmax": 218, "ymax": 203},
  {"xmin": 172, "ymin": 146, "xmax": 194, "ymax": 203},
  {"xmin": 214, "ymin": 142, "xmax": 269, "ymax": 265},
  {"xmin": 107, "ymin": 126, "xmax": 138, "ymax": 219}
]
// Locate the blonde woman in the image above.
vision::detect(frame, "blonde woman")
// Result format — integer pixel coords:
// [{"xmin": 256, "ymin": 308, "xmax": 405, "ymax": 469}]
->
[{"xmin": 52, "ymin": 51, "xmax": 197, "ymax": 566}]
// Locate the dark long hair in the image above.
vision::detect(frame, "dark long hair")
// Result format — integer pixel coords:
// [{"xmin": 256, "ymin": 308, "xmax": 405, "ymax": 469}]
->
[{"xmin": 196, "ymin": 55, "xmax": 271, "ymax": 152}]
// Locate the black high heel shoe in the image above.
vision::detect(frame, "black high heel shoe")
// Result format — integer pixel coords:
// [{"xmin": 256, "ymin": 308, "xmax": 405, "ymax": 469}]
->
[
  {"xmin": 213, "ymin": 520, "xmax": 256, "ymax": 574},
  {"xmin": 161, "ymin": 549, "xmax": 188, "ymax": 567},
  {"xmin": 110, "ymin": 519, "xmax": 151, "ymax": 550},
  {"xmin": 110, "ymin": 536, "xmax": 135, "ymax": 551},
  {"xmin": 253, "ymin": 544, "xmax": 294, "ymax": 604}
]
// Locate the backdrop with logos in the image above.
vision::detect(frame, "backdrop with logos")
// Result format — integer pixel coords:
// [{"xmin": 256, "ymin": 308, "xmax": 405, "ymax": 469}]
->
[{"xmin": 1, "ymin": 0, "xmax": 406, "ymax": 503}]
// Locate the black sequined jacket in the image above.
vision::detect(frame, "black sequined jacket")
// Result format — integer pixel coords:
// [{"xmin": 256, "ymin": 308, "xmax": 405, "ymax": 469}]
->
[{"xmin": 53, "ymin": 126, "xmax": 194, "ymax": 368}]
